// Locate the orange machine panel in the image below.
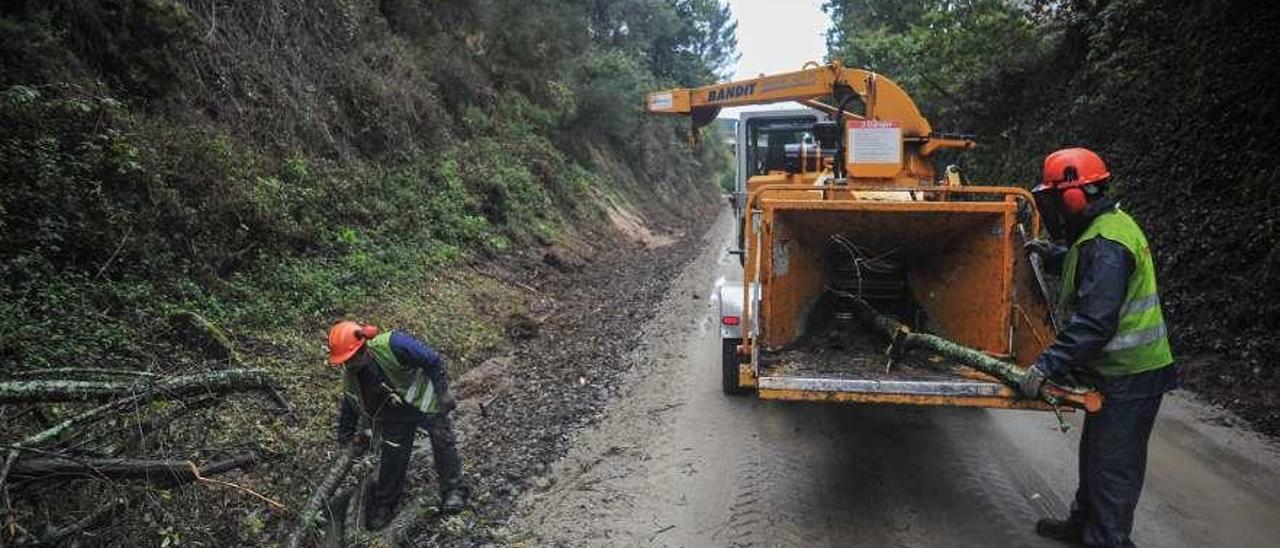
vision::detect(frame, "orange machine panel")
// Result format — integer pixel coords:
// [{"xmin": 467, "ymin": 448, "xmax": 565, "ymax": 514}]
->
[{"xmin": 1010, "ymin": 228, "xmax": 1058, "ymax": 366}]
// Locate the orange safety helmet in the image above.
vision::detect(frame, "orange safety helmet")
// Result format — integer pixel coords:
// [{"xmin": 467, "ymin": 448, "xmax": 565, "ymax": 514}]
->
[
  {"xmin": 1035, "ymin": 148, "xmax": 1111, "ymax": 215},
  {"xmin": 327, "ymin": 321, "xmax": 379, "ymax": 365}
]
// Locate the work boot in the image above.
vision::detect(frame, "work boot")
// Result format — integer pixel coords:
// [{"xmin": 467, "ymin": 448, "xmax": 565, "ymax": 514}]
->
[
  {"xmin": 440, "ymin": 489, "xmax": 467, "ymax": 515},
  {"xmin": 1035, "ymin": 517, "xmax": 1084, "ymax": 543}
]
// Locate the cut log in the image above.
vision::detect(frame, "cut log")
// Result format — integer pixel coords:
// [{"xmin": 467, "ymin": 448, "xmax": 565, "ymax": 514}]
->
[
  {"xmin": 0, "ymin": 368, "xmax": 274, "ymax": 405},
  {"xmin": 847, "ymin": 297, "xmax": 1103, "ymax": 411},
  {"xmin": 8, "ymin": 453, "xmax": 257, "ymax": 484},
  {"xmin": 287, "ymin": 447, "xmax": 359, "ymax": 548}
]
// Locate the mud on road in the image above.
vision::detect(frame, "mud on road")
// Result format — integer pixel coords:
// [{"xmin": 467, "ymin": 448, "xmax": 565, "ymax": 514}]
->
[{"xmin": 504, "ymin": 206, "xmax": 1280, "ymax": 547}]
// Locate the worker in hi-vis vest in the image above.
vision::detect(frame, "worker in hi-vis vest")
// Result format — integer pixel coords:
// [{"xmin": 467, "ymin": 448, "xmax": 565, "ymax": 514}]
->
[
  {"xmin": 1021, "ymin": 148, "xmax": 1176, "ymax": 548},
  {"xmin": 327, "ymin": 321, "xmax": 467, "ymax": 530}
]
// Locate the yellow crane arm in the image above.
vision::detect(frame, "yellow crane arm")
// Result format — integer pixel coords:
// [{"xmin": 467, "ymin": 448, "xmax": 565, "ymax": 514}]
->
[{"xmin": 645, "ymin": 61, "xmax": 933, "ymax": 137}]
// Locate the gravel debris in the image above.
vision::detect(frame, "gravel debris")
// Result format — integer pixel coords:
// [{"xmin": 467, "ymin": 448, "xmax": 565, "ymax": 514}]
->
[{"xmin": 398, "ymin": 204, "xmax": 718, "ymax": 546}]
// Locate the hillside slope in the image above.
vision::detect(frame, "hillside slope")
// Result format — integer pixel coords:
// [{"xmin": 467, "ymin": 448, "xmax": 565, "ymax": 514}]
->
[{"xmin": 0, "ymin": 0, "xmax": 733, "ymax": 544}]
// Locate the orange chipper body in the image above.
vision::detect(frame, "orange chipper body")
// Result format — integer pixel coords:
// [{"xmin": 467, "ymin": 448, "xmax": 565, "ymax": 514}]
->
[{"xmin": 646, "ymin": 61, "xmax": 1101, "ymax": 413}]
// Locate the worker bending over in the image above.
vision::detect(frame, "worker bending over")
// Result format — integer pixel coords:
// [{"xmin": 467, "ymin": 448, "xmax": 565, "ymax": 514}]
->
[
  {"xmin": 1020, "ymin": 148, "xmax": 1176, "ymax": 548},
  {"xmin": 328, "ymin": 321, "xmax": 468, "ymax": 530}
]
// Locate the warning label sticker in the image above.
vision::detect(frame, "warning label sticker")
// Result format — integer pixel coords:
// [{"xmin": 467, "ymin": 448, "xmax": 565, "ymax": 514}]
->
[
  {"xmin": 847, "ymin": 120, "xmax": 902, "ymax": 165},
  {"xmin": 649, "ymin": 92, "xmax": 674, "ymax": 111}
]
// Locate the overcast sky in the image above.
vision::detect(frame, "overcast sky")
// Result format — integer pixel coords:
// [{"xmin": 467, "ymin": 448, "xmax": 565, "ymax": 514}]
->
[{"xmin": 719, "ymin": 0, "xmax": 829, "ymax": 118}]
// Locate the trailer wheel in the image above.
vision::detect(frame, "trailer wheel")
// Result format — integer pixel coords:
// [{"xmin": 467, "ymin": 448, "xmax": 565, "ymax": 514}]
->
[{"xmin": 722, "ymin": 337, "xmax": 746, "ymax": 395}]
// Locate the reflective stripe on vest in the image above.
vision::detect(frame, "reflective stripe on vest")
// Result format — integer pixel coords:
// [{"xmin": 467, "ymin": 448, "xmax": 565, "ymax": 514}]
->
[
  {"xmin": 1059, "ymin": 207, "xmax": 1174, "ymax": 376},
  {"xmin": 1103, "ymin": 323, "xmax": 1167, "ymax": 352},
  {"xmin": 364, "ymin": 332, "xmax": 438, "ymax": 414},
  {"xmin": 1118, "ymin": 293, "xmax": 1160, "ymax": 317}
]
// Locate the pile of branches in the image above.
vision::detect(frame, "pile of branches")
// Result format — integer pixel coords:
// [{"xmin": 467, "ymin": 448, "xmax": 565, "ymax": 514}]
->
[{"xmin": 0, "ymin": 366, "xmax": 283, "ymax": 545}]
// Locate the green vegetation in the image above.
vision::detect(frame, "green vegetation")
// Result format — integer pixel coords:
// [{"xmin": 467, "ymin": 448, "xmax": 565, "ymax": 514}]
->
[
  {"xmin": 826, "ymin": 0, "xmax": 1280, "ymax": 429},
  {"xmin": 0, "ymin": 0, "xmax": 735, "ymax": 543},
  {"xmin": 0, "ymin": 81, "xmax": 550, "ymax": 372},
  {"xmin": 826, "ymin": 0, "xmax": 1043, "ymax": 123},
  {"xmin": 1, "ymin": 0, "xmax": 735, "ymax": 371}
]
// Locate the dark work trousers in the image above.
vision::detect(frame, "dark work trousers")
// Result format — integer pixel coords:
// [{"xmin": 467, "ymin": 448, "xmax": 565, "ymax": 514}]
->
[
  {"xmin": 1069, "ymin": 393, "xmax": 1164, "ymax": 548},
  {"xmin": 371, "ymin": 412, "xmax": 465, "ymax": 512}
]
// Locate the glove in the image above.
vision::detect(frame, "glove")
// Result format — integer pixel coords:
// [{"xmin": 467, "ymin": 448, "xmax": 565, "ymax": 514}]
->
[
  {"xmin": 437, "ymin": 391, "xmax": 457, "ymax": 414},
  {"xmin": 1023, "ymin": 238, "xmax": 1057, "ymax": 258},
  {"xmin": 1018, "ymin": 363, "xmax": 1050, "ymax": 399}
]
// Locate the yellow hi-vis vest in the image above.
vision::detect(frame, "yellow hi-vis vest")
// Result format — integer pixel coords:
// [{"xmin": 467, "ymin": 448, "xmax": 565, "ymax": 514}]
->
[
  {"xmin": 342, "ymin": 332, "xmax": 439, "ymax": 420},
  {"xmin": 1059, "ymin": 206, "xmax": 1174, "ymax": 376}
]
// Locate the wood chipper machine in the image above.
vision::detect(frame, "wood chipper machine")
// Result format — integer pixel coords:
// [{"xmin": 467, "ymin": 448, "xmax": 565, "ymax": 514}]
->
[{"xmin": 646, "ymin": 61, "xmax": 1100, "ymax": 415}]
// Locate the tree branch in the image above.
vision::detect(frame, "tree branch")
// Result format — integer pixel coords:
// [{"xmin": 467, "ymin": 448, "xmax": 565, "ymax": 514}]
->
[
  {"xmin": 2, "ymin": 369, "xmax": 277, "ymax": 461},
  {"xmin": 846, "ymin": 295, "xmax": 1103, "ymax": 410},
  {"xmin": 9, "ymin": 368, "xmax": 161, "ymax": 380},
  {"xmin": 8, "ymin": 453, "xmax": 258, "ymax": 484},
  {"xmin": 0, "ymin": 368, "xmax": 274, "ymax": 405},
  {"xmin": 64, "ymin": 395, "xmax": 221, "ymax": 455},
  {"xmin": 287, "ymin": 446, "xmax": 359, "ymax": 548},
  {"xmin": 40, "ymin": 497, "xmax": 129, "ymax": 545}
]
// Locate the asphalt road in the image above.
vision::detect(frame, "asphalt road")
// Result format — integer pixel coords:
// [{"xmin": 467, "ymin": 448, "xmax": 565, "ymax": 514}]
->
[{"xmin": 511, "ymin": 206, "xmax": 1280, "ymax": 547}]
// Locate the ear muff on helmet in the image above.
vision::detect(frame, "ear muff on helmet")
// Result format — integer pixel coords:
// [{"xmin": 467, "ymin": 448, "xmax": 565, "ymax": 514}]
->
[
  {"xmin": 1054, "ymin": 164, "xmax": 1091, "ymax": 215},
  {"xmin": 357, "ymin": 324, "xmax": 379, "ymax": 340},
  {"xmin": 1061, "ymin": 186, "xmax": 1088, "ymax": 215}
]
